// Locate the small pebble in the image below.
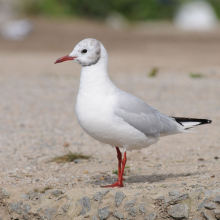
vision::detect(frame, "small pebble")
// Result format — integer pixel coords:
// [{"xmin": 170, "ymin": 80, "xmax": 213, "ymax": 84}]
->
[
  {"xmin": 197, "ymin": 198, "xmax": 207, "ymax": 211},
  {"xmin": 22, "ymin": 203, "xmax": 31, "ymax": 213},
  {"xmin": 79, "ymin": 196, "xmax": 90, "ymax": 216},
  {"xmin": 204, "ymin": 202, "xmax": 217, "ymax": 210},
  {"xmin": 124, "ymin": 199, "xmax": 136, "ymax": 210},
  {"xmin": 205, "ymin": 188, "xmax": 220, "ymax": 197},
  {"xmin": 139, "ymin": 205, "xmax": 146, "ymax": 214},
  {"xmin": 213, "ymin": 195, "xmax": 220, "ymax": 204},
  {"xmin": 98, "ymin": 207, "xmax": 110, "ymax": 220},
  {"xmin": 0, "ymin": 187, "xmax": 10, "ymax": 199},
  {"xmin": 169, "ymin": 190, "xmax": 179, "ymax": 197},
  {"xmin": 115, "ymin": 191, "xmax": 126, "ymax": 207},
  {"xmin": 52, "ymin": 190, "xmax": 63, "ymax": 197},
  {"xmin": 93, "ymin": 190, "xmax": 109, "ymax": 201},
  {"xmin": 165, "ymin": 193, "xmax": 188, "ymax": 206},
  {"xmin": 202, "ymin": 211, "xmax": 215, "ymax": 220},
  {"xmin": 9, "ymin": 202, "xmax": 23, "ymax": 214},
  {"xmin": 128, "ymin": 207, "xmax": 137, "ymax": 217},
  {"xmin": 168, "ymin": 204, "xmax": 189, "ymax": 219},
  {"xmin": 114, "ymin": 211, "xmax": 124, "ymax": 219},
  {"xmin": 21, "ymin": 194, "xmax": 30, "ymax": 200},
  {"xmin": 62, "ymin": 203, "xmax": 71, "ymax": 212},
  {"xmin": 145, "ymin": 212, "xmax": 157, "ymax": 220},
  {"xmin": 214, "ymin": 209, "xmax": 220, "ymax": 220},
  {"xmin": 44, "ymin": 207, "xmax": 57, "ymax": 220}
]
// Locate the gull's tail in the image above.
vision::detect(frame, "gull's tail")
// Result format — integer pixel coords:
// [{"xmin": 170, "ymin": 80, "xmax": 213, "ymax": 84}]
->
[{"xmin": 171, "ymin": 117, "xmax": 212, "ymax": 130}]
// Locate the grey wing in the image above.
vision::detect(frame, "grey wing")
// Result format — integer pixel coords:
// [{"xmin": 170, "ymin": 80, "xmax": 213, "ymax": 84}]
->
[{"xmin": 114, "ymin": 91, "xmax": 184, "ymax": 138}]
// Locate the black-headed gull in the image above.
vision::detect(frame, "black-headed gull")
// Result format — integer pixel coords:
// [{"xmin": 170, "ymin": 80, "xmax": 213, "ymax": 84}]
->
[{"xmin": 55, "ymin": 38, "xmax": 212, "ymax": 187}]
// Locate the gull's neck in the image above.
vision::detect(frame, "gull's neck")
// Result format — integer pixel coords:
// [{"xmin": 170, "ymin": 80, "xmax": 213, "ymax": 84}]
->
[{"xmin": 79, "ymin": 45, "xmax": 115, "ymax": 95}]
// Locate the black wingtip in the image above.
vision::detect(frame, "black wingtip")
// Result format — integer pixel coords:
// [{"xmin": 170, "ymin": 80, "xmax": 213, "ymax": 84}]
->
[{"xmin": 171, "ymin": 117, "xmax": 212, "ymax": 127}]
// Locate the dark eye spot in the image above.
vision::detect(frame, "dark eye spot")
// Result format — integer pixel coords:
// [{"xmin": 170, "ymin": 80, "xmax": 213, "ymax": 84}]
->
[{"xmin": 82, "ymin": 49, "xmax": 87, "ymax": 54}]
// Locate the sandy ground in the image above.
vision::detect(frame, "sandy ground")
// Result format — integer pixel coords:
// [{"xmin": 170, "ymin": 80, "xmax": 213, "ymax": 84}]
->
[{"xmin": 0, "ymin": 19, "xmax": 220, "ymax": 219}]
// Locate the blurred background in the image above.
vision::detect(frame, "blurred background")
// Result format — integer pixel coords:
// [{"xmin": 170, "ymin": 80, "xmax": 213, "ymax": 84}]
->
[
  {"xmin": 2, "ymin": 0, "xmax": 220, "ymax": 22},
  {"xmin": 0, "ymin": 0, "xmax": 220, "ymax": 189},
  {"xmin": 1, "ymin": 0, "xmax": 220, "ymax": 43}
]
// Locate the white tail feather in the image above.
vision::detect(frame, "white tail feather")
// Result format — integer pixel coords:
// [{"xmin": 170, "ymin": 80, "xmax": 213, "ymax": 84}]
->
[{"xmin": 181, "ymin": 121, "xmax": 201, "ymax": 129}]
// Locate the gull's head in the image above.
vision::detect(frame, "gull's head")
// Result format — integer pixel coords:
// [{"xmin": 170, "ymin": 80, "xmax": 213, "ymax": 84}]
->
[{"xmin": 55, "ymin": 38, "xmax": 102, "ymax": 66}]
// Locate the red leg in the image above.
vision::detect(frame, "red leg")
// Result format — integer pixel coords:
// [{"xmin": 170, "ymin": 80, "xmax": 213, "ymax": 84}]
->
[
  {"xmin": 118, "ymin": 151, "xmax": 127, "ymax": 186},
  {"xmin": 116, "ymin": 147, "xmax": 122, "ymax": 181},
  {"xmin": 102, "ymin": 148, "xmax": 126, "ymax": 188}
]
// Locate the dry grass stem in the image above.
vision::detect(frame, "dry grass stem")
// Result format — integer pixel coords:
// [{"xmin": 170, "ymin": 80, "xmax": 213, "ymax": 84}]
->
[{"xmin": 50, "ymin": 150, "xmax": 91, "ymax": 163}]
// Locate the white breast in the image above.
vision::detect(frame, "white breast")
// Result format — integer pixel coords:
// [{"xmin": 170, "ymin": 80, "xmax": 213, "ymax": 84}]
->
[{"xmin": 75, "ymin": 84, "xmax": 158, "ymax": 150}]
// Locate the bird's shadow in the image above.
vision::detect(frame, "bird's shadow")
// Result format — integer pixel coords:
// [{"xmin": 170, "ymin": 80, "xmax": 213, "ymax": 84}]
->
[
  {"xmin": 91, "ymin": 171, "xmax": 202, "ymax": 186},
  {"xmin": 125, "ymin": 172, "xmax": 198, "ymax": 183}
]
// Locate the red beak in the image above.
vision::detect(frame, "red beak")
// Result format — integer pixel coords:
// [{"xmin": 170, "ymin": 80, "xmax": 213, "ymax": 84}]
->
[{"xmin": 54, "ymin": 55, "xmax": 76, "ymax": 64}]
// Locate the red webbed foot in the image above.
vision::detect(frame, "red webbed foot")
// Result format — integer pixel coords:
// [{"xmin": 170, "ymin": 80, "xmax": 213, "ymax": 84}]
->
[{"xmin": 101, "ymin": 181, "xmax": 124, "ymax": 188}]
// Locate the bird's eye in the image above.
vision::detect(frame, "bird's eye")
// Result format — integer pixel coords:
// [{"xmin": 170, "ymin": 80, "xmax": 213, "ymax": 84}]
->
[{"xmin": 82, "ymin": 49, "xmax": 87, "ymax": 54}]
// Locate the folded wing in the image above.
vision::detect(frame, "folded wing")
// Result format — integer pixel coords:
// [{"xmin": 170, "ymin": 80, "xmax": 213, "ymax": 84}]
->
[{"xmin": 114, "ymin": 91, "xmax": 184, "ymax": 138}]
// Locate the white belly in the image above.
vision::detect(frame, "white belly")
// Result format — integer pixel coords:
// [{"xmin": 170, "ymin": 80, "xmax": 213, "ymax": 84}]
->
[{"xmin": 75, "ymin": 92, "xmax": 158, "ymax": 151}]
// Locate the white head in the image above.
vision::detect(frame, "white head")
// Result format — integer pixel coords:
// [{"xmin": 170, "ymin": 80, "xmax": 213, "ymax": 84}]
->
[{"xmin": 55, "ymin": 38, "xmax": 106, "ymax": 67}]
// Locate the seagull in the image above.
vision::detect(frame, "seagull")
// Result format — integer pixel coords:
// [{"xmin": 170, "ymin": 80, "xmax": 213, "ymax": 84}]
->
[{"xmin": 55, "ymin": 38, "xmax": 212, "ymax": 187}]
